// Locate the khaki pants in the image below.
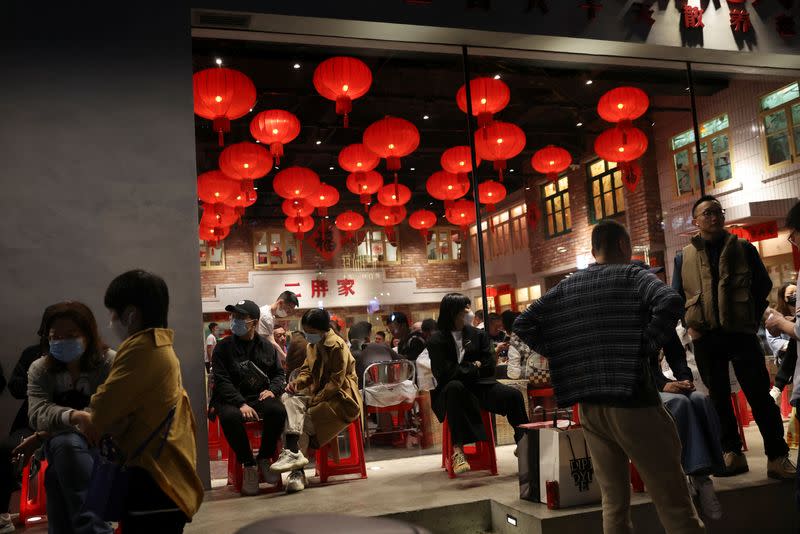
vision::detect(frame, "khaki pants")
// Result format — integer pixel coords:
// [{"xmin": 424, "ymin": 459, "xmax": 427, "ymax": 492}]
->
[
  {"xmin": 579, "ymin": 403, "xmax": 705, "ymax": 534},
  {"xmin": 282, "ymin": 393, "xmax": 315, "ymax": 452}
]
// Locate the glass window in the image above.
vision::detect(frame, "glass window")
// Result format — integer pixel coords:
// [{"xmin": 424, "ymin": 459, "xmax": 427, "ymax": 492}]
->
[
  {"xmin": 759, "ymin": 83, "xmax": 799, "ymax": 167},
  {"xmin": 587, "ymin": 159, "xmax": 625, "ymax": 221},
  {"xmin": 760, "ymin": 82, "xmax": 800, "ymax": 111},
  {"xmin": 354, "ymin": 228, "xmax": 399, "ymax": 264},
  {"xmin": 253, "ymin": 229, "xmax": 300, "ymax": 269},
  {"xmin": 541, "ymin": 176, "xmax": 571, "ymax": 238},
  {"xmin": 199, "ymin": 240, "xmax": 225, "ymax": 270},
  {"xmin": 427, "ymin": 227, "xmax": 463, "ymax": 262},
  {"xmin": 670, "ymin": 113, "xmax": 732, "ymax": 194}
]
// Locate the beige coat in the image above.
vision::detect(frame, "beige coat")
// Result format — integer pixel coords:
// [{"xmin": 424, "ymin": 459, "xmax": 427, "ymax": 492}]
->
[{"xmin": 291, "ymin": 329, "xmax": 362, "ymax": 447}]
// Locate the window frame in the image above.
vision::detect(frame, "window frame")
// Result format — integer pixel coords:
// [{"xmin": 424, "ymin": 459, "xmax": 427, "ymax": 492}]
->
[
  {"xmin": 758, "ymin": 82, "xmax": 800, "ymax": 170},
  {"xmin": 670, "ymin": 113, "xmax": 733, "ymax": 196},
  {"xmin": 353, "ymin": 227, "xmax": 401, "ymax": 265},
  {"xmin": 199, "ymin": 239, "xmax": 226, "ymax": 271},
  {"xmin": 468, "ymin": 202, "xmax": 528, "ymax": 263},
  {"xmin": 252, "ymin": 228, "xmax": 302, "ymax": 270},
  {"xmin": 426, "ymin": 226, "xmax": 465, "ymax": 263},
  {"xmin": 540, "ymin": 175, "xmax": 572, "ymax": 239},
  {"xmin": 586, "ymin": 158, "xmax": 626, "ymax": 223}
]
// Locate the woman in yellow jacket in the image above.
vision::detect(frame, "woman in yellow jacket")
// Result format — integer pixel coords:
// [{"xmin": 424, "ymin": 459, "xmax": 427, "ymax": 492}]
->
[{"xmin": 76, "ymin": 270, "xmax": 203, "ymax": 533}]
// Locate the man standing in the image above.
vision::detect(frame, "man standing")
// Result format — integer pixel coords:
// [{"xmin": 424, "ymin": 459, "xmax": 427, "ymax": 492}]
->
[
  {"xmin": 673, "ymin": 195, "xmax": 794, "ymax": 480},
  {"xmin": 257, "ymin": 291, "xmax": 299, "ymax": 363},
  {"xmin": 514, "ymin": 220, "xmax": 704, "ymax": 534},
  {"xmin": 205, "ymin": 322, "xmax": 218, "ymax": 372},
  {"xmin": 388, "ymin": 311, "xmax": 426, "ymax": 361}
]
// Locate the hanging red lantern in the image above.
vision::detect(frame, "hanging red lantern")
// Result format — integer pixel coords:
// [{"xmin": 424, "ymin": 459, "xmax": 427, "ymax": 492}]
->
[
  {"xmin": 478, "ymin": 180, "xmax": 507, "ymax": 212},
  {"xmin": 219, "ymin": 142, "xmax": 273, "ymax": 181},
  {"xmin": 474, "ymin": 121, "xmax": 526, "ymax": 182},
  {"xmin": 445, "ymin": 199, "xmax": 477, "ymax": 232},
  {"xmin": 273, "ymin": 167, "xmax": 321, "ymax": 200},
  {"xmin": 285, "ymin": 216, "xmax": 315, "ymax": 241},
  {"xmin": 426, "ymin": 170, "xmax": 469, "ymax": 209},
  {"xmin": 345, "ymin": 170, "xmax": 384, "ymax": 208},
  {"xmin": 594, "ymin": 127, "xmax": 649, "ymax": 192},
  {"xmin": 376, "ymin": 183, "xmax": 411, "ymax": 207},
  {"xmin": 222, "ymin": 181, "xmax": 258, "ymax": 220},
  {"xmin": 363, "ymin": 116, "xmax": 420, "ymax": 179},
  {"xmin": 531, "ymin": 145, "xmax": 572, "ymax": 183},
  {"xmin": 408, "ymin": 209, "xmax": 437, "ymax": 242},
  {"xmin": 339, "ymin": 143, "xmax": 380, "ymax": 173},
  {"xmin": 335, "ymin": 210, "xmax": 365, "ymax": 244},
  {"xmin": 369, "ymin": 204, "xmax": 406, "ymax": 241},
  {"xmin": 199, "ymin": 224, "xmax": 231, "ymax": 248},
  {"xmin": 201, "ymin": 203, "xmax": 239, "ymax": 229},
  {"xmin": 193, "ymin": 68, "xmax": 256, "ymax": 147},
  {"xmin": 197, "ymin": 171, "xmax": 239, "ymax": 205},
  {"xmin": 250, "ymin": 110, "xmax": 301, "ymax": 164},
  {"xmin": 313, "ymin": 57, "xmax": 373, "ymax": 128},
  {"xmin": 281, "ymin": 198, "xmax": 314, "ymax": 218},
  {"xmin": 308, "ymin": 183, "xmax": 340, "ymax": 216},
  {"xmin": 456, "ymin": 77, "xmax": 511, "ymax": 127},
  {"xmin": 441, "ymin": 146, "xmax": 481, "ymax": 179},
  {"xmin": 597, "ymin": 86, "xmax": 649, "ymax": 126}
]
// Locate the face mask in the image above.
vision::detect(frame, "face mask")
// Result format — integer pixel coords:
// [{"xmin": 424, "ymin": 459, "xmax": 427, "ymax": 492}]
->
[
  {"xmin": 788, "ymin": 294, "xmax": 797, "ymax": 307},
  {"xmin": 275, "ymin": 306, "xmax": 288, "ymax": 318},
  {"xmin": 464, "ymin": 310, "xmax": 475, "ymax": 326},
  {"xmin": 49, "ymin": 338, "xmax": 85, "ymax": 363},
  {"xmin": 305, "ymin": 333, "xmax": 322, "ymax": 344},
  {"xmin": 230, "ymin": 318, "xmax": 250, "ymax": 337}
]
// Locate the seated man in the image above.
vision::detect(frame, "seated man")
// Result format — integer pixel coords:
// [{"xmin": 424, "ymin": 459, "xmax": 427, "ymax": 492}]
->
[
  {"xmin": 272, "ymin": 308, "xmax": 362, "ymax": 494},
  {"xmin": 388, "ymin": 311, "xmax": 426, "ymax": 361},
  {"xmin": 211, "ymin": 299, "xmax": 287, "ymax": 496}
]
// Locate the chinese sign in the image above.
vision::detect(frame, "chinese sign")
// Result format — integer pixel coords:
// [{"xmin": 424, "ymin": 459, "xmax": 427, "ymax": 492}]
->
[{"xmin": 729, "ymin": 221, "xmax": 779, "ymax": 242}]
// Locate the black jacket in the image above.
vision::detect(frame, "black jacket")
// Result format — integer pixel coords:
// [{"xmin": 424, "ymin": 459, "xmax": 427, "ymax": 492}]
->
[
  {"xmin": 397, "ymin": 332, "xmax": 426, "ymax": 361},
  {"xmin": 211, "ymin": 335, "xmax": 286, "ymax": 408},
  {"xmin": 9, "ymin": 344, "xmax": 42, "ymax": 433}
]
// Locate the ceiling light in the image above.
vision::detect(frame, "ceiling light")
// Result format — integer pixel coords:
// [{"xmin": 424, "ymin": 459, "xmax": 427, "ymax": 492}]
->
[
  {"xmin": 255, "ymin": 140, "xmax": 260, "ymax": 143},
  {"xmin": 249, "ymin": 108, "xmax": 253, "ymax": 112},
  {"xmin": 576, "ymin": 122, "xmax": 583, "ymax": 127},
  {"xmin": 329, "ymin": 166, "xmax": 334, "ymax": 170},
  {"xmin": 410, "ymin": 167, "xmax": 415, "ymax": 171},
  {"xmin": 685, "ymin": 87, "xmax": 690, "ymax": 91},
  {"xmin": 494, "ymin": 74, "xmax": 501, "ymax": 80},
  {"xmin": 509, "ymin": 169, "xmax": 515, "ymax": 173},
  {"xmin": 423, "ymin": 115, "xmax": 429, "ymax": 120},
  {"xmin": 293, "ymin": 63, "xmax": 301, "ymax": 69},
  {"xmin": 275, "ymin": 166, "xmax": 279, "ymax": 169},
  {"xmin": 525, "ymin": 187, "xmax": 531, "ymax": 190},
  {"xmin": 253, "ymin": 187, "xmax": 258, "ymax": 190},
  {"xmin": 315, "ymin": 140, "xmax": 322, "ymax": 145},
  {"xmin": 585, "ymin": 80, "xmax": 593, "ymax": 85},
  {"xmin": 215, "ymin": 58, "xmax": 222, "ymax": 66}
]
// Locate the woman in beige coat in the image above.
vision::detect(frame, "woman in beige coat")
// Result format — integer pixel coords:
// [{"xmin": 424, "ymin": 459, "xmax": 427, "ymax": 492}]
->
[{"xmin": 270, "ymin": 308, "xmax": 361, "ymax": 494}]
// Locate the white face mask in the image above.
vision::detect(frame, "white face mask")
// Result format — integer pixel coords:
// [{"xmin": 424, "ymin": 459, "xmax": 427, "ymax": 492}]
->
[
  {"xmin": 464, "ymin": 310, "xmax": 475, "ymax": 326},
  {"xmin": 275, "ymin": 306, "xmax": 288, "ymax": 318}
]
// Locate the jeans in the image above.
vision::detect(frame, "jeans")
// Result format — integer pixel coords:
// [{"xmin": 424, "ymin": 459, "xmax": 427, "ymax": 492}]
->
[
  {"xmin": 692, "ymin": 331, "xmax": 788, "ymax": 460},
  {"xmin": 660, "ymin": 391, "xmax": 725, "ymax": 476},
  {"xmin": 217, "ymin": 397, "xmax": 287, "ymax": 465},
  {"xmin": 44, "ymin": 432, "xmax": 112, "ymax": 534}
]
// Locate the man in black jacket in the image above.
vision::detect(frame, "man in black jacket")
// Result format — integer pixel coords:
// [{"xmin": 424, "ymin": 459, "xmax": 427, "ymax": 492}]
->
[
  {"xmin": 211, "ymin": 299, "xmax": 287, "ymax": 496},
  {"xmin": 388, "ymin": 311, "xmax": 426, "ymax": 361}
]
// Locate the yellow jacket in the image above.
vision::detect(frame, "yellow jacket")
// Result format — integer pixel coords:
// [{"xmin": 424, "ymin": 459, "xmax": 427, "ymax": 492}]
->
[{"xmin": 90, "ymin": 328, "xmax": 203, "ymax": 518}]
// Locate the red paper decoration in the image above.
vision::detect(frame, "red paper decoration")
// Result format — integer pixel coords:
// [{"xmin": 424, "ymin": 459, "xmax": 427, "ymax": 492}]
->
[
  {"xmin": 223, "ymin": 181, "xmax": 258, "ymax": 220},
  {"xmin": 594, "ymin": 127, "xmax": 649, "ymax": 192},
  {"xmin": 199, "ymin": 224, "xmax": 231, "ymax": 247},
  {"xmin": 193, "ymin": 68, "xmax": 256, "ymax": 146},
  {"xmin": 478, "ymin": 180, "xmax": 507, "ymax": 212},
  {"xmin": 445, "ymin": 199, "xmax": 477, "ymax": 230},
  {"xmin": 197, "ymin": 171, "xmax": 239, "ymax": 205},
  {"xmin": 408, "ymin": 209, "xmax": 437, "ymax": 241},
  {"xmin": 531, "ymin": 145, "xmax": 572, "ymax": 183},
  {"xmin": 308, "ymin": 183, "xmax": 340, "ymax": 216},
  {"xmin": 335, "ymin": 210, "xmax": 365, "ymax": 233},
  {"xmin": 474, "ymin": 121, "xmax": 526, "ymax": 182},
  {"xmin": 363, "ymin": 116, "xmax": 420, "ymax": 173},
  {"xmin": 219, "ymin": 142, "xmax": 273, "ymax": 181},
  {"xmin": 346, "ymin": 170, "xmax": 384, "ymax": 207},
  {"xmin": 426, "ymin": 170, "xmax": 469, "ymax": 208},
  {"xmin": 250, "ymin": 110, "xmax": 301, "ymax": 163},
  {"xmin": 285, "ymin": 216, "xmax": 315, "ymax": 240},
  {"xmin": 597, "ymin": 87, "xmax": 649, "ymax": 126},
  {"xmin": 376, "ymin": 183, "xmax": 412, "ymax": 207},
  {"xmin": 273, "ymin": 167, "xmax": 321, "ymax": 200},
  {"xmin": 339, "ymin": 143, "xmax": 380, "ymax": 173},
  {"xmin": 313, "ymin": 57, "xmax": 373, "ymax": 128},
  {"xmin": 281, "ymin": 198, "xmax": 314, "ymax": 218},
  {"xmin": 456, "ymin": 77, "xmax": 511, "ymax": 127},
  {"xmin": 201, "ymin": 203, "xmax": 239, "ymax": 228}
]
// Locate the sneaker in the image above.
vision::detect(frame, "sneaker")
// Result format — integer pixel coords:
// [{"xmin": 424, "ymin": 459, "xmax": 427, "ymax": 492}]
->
[
  {"xmin": 241, "ymin": 465, "xmax": 259, "ymax": 496},
  {"xmin": 689, "ymin": 475, "xmax": 722, "ymax": 520},
  {"xmin": 767, "ymin": 454, "xmax": 797, "ymax": 480},
  {"xmin": 451, "ymin": 450, "xmax": 471, "ymax": 475},
  {"xmin": 257, "ymin": 457, "xmax": 281, "ymax": 485},
  {"xmin": 286, "ymin": 469, "xmax": 306, "ymax": 493},
  {"xmin": 0, "ymin": 513, "xmax": 15, "ymax": 534},
  {"xmin": 269, "ymin": 449, "xmax": 309, "ymax": 473},
  {"xmin": 719, "ymin": 451, "xmax": 749, "ymax": 477}
]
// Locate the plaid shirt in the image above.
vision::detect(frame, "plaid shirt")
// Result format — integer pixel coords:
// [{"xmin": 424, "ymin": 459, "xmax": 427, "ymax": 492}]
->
[{"xmin": 513, "ymin": 263, "xmax": 682, "ymax": 407}]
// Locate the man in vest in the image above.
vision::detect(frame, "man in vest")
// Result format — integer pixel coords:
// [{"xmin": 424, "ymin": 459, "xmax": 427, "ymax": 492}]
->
[{"xmin": 673, "ymin": 194, "xmax": 795, "ymax": 480}]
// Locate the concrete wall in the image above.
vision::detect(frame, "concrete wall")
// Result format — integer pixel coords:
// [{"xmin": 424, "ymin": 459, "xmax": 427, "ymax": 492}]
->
[{"xmin": 1, "ymin": 4, "xmax": 210, "ymax": 485}]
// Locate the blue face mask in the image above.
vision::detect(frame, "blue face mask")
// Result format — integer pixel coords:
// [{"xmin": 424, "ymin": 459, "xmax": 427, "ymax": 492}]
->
[
  {"xmin": 305, "ymin": 333, "xmax": 322, "ymax": 345},
  {"xmin": 230, "ymin": 319, "xmax": 250, "ymax": 337},
  {"xmin": 49, "ymin": 338, "xmax": 86, "ymax": 363}
]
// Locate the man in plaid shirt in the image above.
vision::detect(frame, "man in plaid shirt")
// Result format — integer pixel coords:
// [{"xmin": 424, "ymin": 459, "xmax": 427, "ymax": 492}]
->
[{"xmin": 514, "ymin": 220, "xmax": 704, "ymax": 533}]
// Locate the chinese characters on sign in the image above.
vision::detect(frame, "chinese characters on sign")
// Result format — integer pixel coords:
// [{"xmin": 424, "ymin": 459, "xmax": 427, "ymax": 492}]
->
[
  {"xmin": 730, "ymin": 8, "xmax": 752, "ymax": 33},
  {"xmin": 683, "ymin": 5, "xmax": 704, "ymax": 29},
  {"xmin": 311, "ymin": 279, "xmax": 329, "ymax": 298},
  {"xmin": 310, "ymin": 277, "xmax": 359, "ymax": 298},
  {"xmin": 337, "ymin": 279, "xmax": 356, "ymax": 296},
  {"xmin": 728, "ymin": 221, "xmax": 779, "ymax": 243}
]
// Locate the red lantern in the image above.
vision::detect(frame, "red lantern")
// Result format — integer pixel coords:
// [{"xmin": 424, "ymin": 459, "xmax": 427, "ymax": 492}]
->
[
  {"xmin": 197, "ymin": 171, "xmax": 239, "ymax": 205},
  {"xmin": 531, "ymin": 145, "xmax": 572, "ymax": 183},
  {"xmin": 409, "ymin": 209, "xmax": 437, "ymax": 242},
  {"xmin": 308, "ymin": 183, "xmax": 340, "ymax": 216},
  {"xmin": 456, "ymin": 77, "xmax": 511, "ymax": 127},
  {"xmin": 376, "ymin": 183, "xmax": 411, "ymax": 207},
  {"xmin": 346, "ymin": 170, "xmax": 384, "ymax": 208},
  {"xmin": 597, "ymin": 86, "xmax": 649, "ymax": 126},
  {"xmin": 250, "ymin": 110, "xmax": 301, "ymax": 164},
  {"xmin": 335, "ymin": 210, "xmax": 365, "ymax": 243},
  {"xmin": 281, "ymin": 198, "xmax": 314, "ymax": 218},
  {"xmin": 199, "ymin": 224, "xmax": 231, "ymax": 248},
  {"xmin": 339, "ymin": 143, "xmax": 380, "ymax": 173},
  {"xmin": 426, "ymin": 170, "xmax": 469, "ymax": 208},
  {"xmin": 369, "ymin": 204, "xmax": 406, "ymax": 241},
  {"xmin": 219, "ymin": 142, "xmax": 273, "ymax": 181},
  {"xmin": 193, "ymin": 68, "xmax": 256, "ymax": 146},
  {"xmin": 445, "ymin": 199, "xmax": 477, "ymax": 231},
  {"xmin": 313, "ymin": 57, "xmax": 373, "ymax": 128},
  {"xmin": 201, "ymin": 203, "xmax": 239, "ymax": 228},
  {"xmin": 363, "ymin": 116, "xmax": 420, "ymax": 175},
  {"xmin": 223, "ymin": 181, "xmax": 258, "ymax": 220},
  {"xmin": 285, "ymin": 216, "xmax": 315, "ymax": 241},
  {"xmin": 273, "ymin": 167, "xmax": 321, "ymax": 200},
  {"xmin": 441, "ymin": 146, "xmax": 481, "ymax": 175},
  {"xmin": 474, "ymin": 121, "xmax": 526, "ymax": 182},
  {"xmin": 594, "ymin": 127, "xmax": 649, "ymax": 192},
  {"xmin": 478, "ymin": 180, "xmax": 507, "ymax": 212}
]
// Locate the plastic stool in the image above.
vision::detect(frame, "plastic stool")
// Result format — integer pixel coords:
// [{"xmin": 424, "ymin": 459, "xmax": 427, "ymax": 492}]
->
[
  {"xmin": 630, "ymin": 462, "xmax": 645, "ymax": 493},
  {"xmin": 781, "ymin": 388, "xmax": 792, "ymax": 419},
  {"xmin": 441, "ymin": 410, "xmax": 498, "ymax": 478},
  {"xmin": 315, "ymin": 420, "xmax": 368, "ymax": 483},
  {"xmin": 20, "ymin": 457, "xmax": 48, "ymax": 525},
  {"xmin": 226, "ymin": 421, "xmax": 283, "ymax": 492},
  {"xmin": 731, "ymin": 393, "xmax": 748, "ymax": 452}
]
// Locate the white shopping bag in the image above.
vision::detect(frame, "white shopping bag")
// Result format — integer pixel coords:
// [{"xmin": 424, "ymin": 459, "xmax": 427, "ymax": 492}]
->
[
  {"xmin": 415, "ymin": 349, "xmax": 436, "ymax": 391},
  {"xmin": 537, "ymin": 425, "xmax": 602, "ymax": 507}
]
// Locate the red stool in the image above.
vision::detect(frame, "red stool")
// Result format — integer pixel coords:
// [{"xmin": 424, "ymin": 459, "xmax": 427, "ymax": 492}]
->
[
  {"xmin": 441, "ymin": 410, "xmax": 498, "ymax": 478},
  {"xmin": 731, "ymin": 393, "xmax": 748, "ymax": 452},
  {"xmin": 226, "ymin": 421, "xmax": 283, "ymax": 492},
  {"xmin": 781, "ymin": 388, "xmax": 792, "ymax": 419},
  {"xmin": 315, "ymin": 420, "xmax": 368, "ymax": 483},
  {"xmin": 630, "ymin": 462, "xmax": 645, "ymax": 493},
  {"xmin": 20, "ymin": 458, "xmax": 48, "ymax": 525}
]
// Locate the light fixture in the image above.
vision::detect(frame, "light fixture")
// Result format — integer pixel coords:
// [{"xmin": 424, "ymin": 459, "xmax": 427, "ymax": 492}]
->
[
  {"xmin": 255, "ymin": 140, "xmax": 260, "ymax": 143},
  {"xmin": 410, "ymin": 167, "xmax": 415, "ymax": 171},
  {"xmin": 293, "ymin": 63, "xmax": 301, "ymax": 69},
  {"xmin": 253, "ymin": 187, "xmax": 258, "ymax": 190},
  {"xmin": 509, "ymin": 169, "xmax": 515, "ymax": 173},
  {"xmin": 525, "ymin": 187, "xmax": 531, "ymax": 190},
  {"xmin": 685, "ymin": 87, "xmax": 690, "ymax": 91},
  {"xmin": 249, "ymin": 108, "xmax": 253, "ymax": 112},
  {"xmin": 576, "ymin": 122, "xmax": 583, "ymax": 127},
  {"xmin": 494, "ymin": 74, "xmax": 501, "ymax": 80},
  {"xmin": 585, "ymin": 80, "xmax": 593, "ymax": 85},
  {"xmin": 329, "ymin": 166, "xmax": 335, "ymax": 170},
  {"xmin": 423, "ymin": 115, "xmax": 430, "ymax": 120},
  {"xmin": 215, "ymin": 58, "xmax": 222, "ymax": 66},
  {"xmin": 506, "ymin": 515, "xmax": 518, "ymax": 527},
  {"xmin": 316, "ymin": 140, "xmax": 322, "ymax": 145}
]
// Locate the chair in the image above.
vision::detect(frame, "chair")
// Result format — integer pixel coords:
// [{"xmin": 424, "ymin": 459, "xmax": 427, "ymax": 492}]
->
[
  {"xmin": 207, "ymin": 412, "xmax": 228, "ymax": 461},
  {"xmin": 441, "ymin": 410, "xmax": 498, "ymax": 478},
  {"xmin": 730, "ymin": 393, "xmax": 748, "ymax": 452},
  {"xmin": 226, "ymin": 421, "xmax": 283, "ymax": 492},
  {"xmin": 362, "ymin": 360, "xmax": 420, "ymax": 449},
  {"xmin": 19, "ymin": 456, "xmax": 47, "ymax": 525},
  {"xmin": 315, "ymin": 420, "xmax": 368, "ymax": 483}
]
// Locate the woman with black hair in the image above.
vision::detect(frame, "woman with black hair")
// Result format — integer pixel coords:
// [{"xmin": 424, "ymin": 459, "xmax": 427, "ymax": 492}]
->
[
  {"xmin": 272, "ymin": 308, "xmax": 361, "ymax": 494},
  {"xmin": 428, "ymin": 293, "xmax": 528, "ymax": 474}
]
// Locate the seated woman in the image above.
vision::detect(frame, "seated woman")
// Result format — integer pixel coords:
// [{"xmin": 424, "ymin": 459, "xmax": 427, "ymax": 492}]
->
[
  {"xmin": 767, "ymin": 282, "xmax": 797, "ymax": 403},
  {"xmin": 26, "ymin": 301, "xmax": 114, "ymax": 534},
  {"xmin": 271, "ymin": 308, "xmax": 361, "ymax": 494},
  {"xmin": 428, "ymin": 293, "xmax": 529, "ymax": 474}
]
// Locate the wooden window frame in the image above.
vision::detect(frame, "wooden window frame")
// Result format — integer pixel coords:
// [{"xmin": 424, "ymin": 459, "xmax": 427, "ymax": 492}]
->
[
  {"xmin": 426, "ymin": 226, "xmax": 465, "ymax": 263},
  {"xmin": 670, "ymin": 113, "xmax": 733, "ymax": 196},
  {"xmin": 758, "ymin": 82, "xmax": 800, "ymax": 170},
  {"xmin": 468, "ymin": 202, "xmax": 528, "ymax": 263},
  {"xmin": 586, "ymin": 159, "xmax": 626, "ymax": 223},
  {"xmin": 252, "ymin": 228, "xmax": 302, "ymax": 270},
  {"xmin": 541, "ymin": 176, "xmax": 572, "ymax": 238},
  {"xmin": 199, "ymin": 239, "xmax": 226, "ymax": 271},
  {"xmin": 354, "ymin": 227, "xmax": 401, "ymax": 265}
]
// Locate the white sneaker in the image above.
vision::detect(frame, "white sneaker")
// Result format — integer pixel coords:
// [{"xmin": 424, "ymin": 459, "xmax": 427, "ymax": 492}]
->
[
  {"xmin": 286, "ymin": 469, "xmax": 306, "ymax": 493},
  {"xmin": 0, "ymin": 513, "xmax": 15, "ymax": 534},
  {"xmin": 689, "ymin": 474, "xmax": 722, "ymax": 520},
  {"xmin": 269, "ymin": 449, "xmax": 309, "ymax": 473},
  {"xmin": 241, "ymin": 465, "xmax": 260, "ymax": 496},
  {"xmin": 258, "ymin": 458, "xmax": 281, "ymax": 485}
]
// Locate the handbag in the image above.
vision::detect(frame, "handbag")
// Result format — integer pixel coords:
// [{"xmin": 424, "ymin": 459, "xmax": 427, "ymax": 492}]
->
[{"xmin": 83, "ymin": 406, "xmax": 176, "ymax": 521}]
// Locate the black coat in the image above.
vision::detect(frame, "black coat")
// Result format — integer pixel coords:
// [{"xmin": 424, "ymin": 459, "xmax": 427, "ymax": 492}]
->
[
  {"xmin": 428, "ymin": 325, "xmax": 495, "ymax": 422},
  {"xmin": 211, "ymin": 335, "xmax": 286, "ymax": 408}
]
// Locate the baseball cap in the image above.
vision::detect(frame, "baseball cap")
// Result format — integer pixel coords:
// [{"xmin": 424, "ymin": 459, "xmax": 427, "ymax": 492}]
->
[
  {"xmin": 225, "ymin": 299, "xmax": 261, "ymax": 319},
  {"xmin": 388, "ymin": 311, "xmax": 409, "ymax": 326}
]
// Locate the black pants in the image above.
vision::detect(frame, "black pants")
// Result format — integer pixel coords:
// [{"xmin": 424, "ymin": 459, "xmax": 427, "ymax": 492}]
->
[
  {"xmin": 0, "ymin": 428, "xmax": 33, "ymax": 513},
  {"xmin": 217, "ymin": 397, "xmax": 287, "ymax": 465},
  {"xmin": 693, "ymin": 331, "xmax": 788, "ymax": 460},
  {"xmin": 441, "ymin": 380, "xmax": 529, "ymax": 446},
  {"xmin": 121, "ymin": 467, "xmax": 187, "ymax": 534}
]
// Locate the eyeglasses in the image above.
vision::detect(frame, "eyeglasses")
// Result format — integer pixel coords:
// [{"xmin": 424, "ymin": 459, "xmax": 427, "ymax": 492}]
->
[{"xmin": 699, "ymin": 208, "xmax": 725, "ymax": 219}]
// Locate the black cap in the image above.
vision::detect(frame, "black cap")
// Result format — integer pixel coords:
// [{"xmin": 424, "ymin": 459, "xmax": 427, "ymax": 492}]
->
[
  {"xmin": 388, "ymin": 311, "xmax": 409, "ymax": 326},
  {"xmin": 225, "ymin": 299, "xmax": 261, "ymax": 319}
]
